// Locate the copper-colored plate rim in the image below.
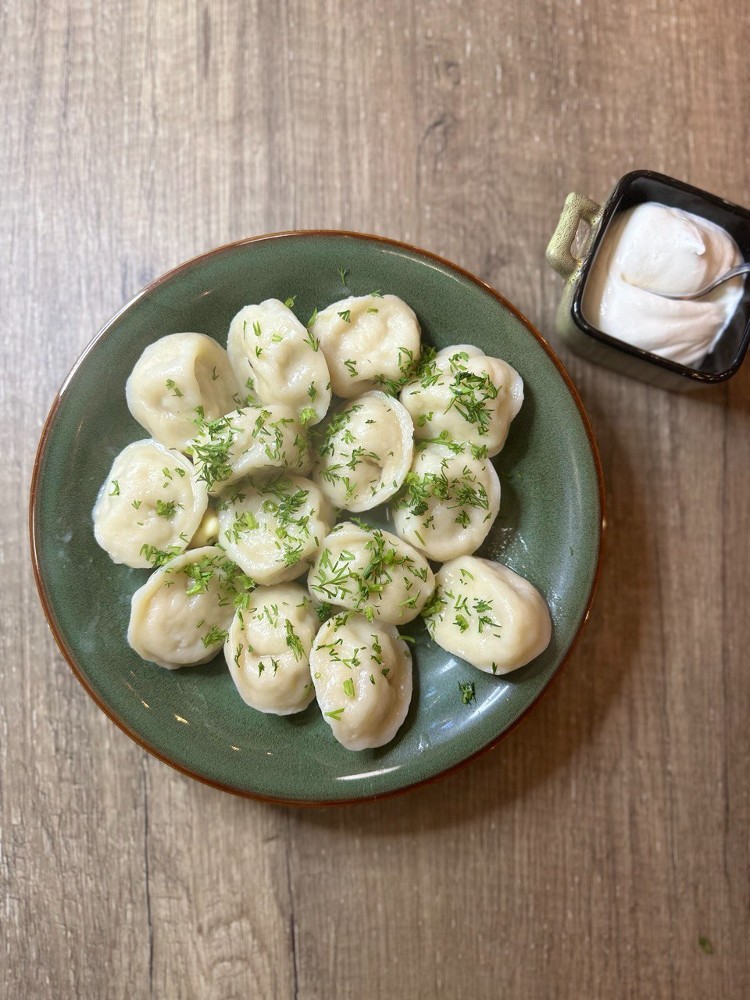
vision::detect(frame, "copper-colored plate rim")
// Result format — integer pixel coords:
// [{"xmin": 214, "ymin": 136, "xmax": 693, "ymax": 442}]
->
[{"xmin": 29, "ymin": 229, "xmax": 606, "ymax": 808}]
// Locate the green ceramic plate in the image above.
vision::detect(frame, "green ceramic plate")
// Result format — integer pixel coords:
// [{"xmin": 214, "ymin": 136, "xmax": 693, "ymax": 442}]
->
[{"xmin": 30, "ymin": 232, "xmax": 603, "ymax": 805}]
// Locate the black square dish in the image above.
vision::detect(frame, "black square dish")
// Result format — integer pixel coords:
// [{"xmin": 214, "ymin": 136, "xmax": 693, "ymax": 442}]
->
[{"xmin": 547, "ymin": 170, "xmax": 750, "ymax": 390}]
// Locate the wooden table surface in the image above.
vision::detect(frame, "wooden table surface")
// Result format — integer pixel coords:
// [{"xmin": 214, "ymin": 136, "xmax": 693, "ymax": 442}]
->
[{"xmin": 3, "ymin": 1, "xmax": 749, "ymax": 997}]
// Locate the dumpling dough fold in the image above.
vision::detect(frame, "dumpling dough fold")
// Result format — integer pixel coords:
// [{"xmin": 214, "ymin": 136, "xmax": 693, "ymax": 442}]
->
[
  {"xmin": 226, "ymin": 299, "xmax": 331, "ymax": 424},
  {"xmin": 218, "ymin": 474, "xmax": 334, "ymax": 585},
  {"xmin": 225, "ymin": 583, "xmax": 318, "ymax": 715},
  {"xmin": 310, "ymin": 612, "xmax": 413, "ymax": 750},
  {"xmin": 128, "ymin": 546, "xmax": 252, "ymax": 669},
  {"xmin": 392, "ymin": 442, "xmax": 500, "ymax": 562},
  {"xmin": 313, "ymin": 391, "xmax": 414, "ymax": 511},
  {"xmin": 400, "ymin": 344, "xmax": 523, "ymax": 457},
  {"xmin": 190, "ymin": 404, "xmax": 311, "ymax": 494},
  {"xmin": 126, "ymin": 333, "xmax": 241, "ymax": 452},
  {"xmin": 92, "ymin": 439, "xmax": 208, "ymax": 568},
  {"xmin": 308, "ymin": 521, "xmax": 434, "ymax": 625},
  {"xmin": 423, "ymin": 556, "xmax": 551, "ymax": 674},
  {"xmin": 309, "ymin": 294, "xmax": 421, "ymax": 398}
]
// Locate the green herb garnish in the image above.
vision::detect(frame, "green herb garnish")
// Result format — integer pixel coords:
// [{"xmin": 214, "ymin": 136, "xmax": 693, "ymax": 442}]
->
[
  {"xmin": 284, "ymin": 620, "xmax": 305, "ymax": 661},
  {"xmin": 458, "ymin": 681, "xmax": 476, "ymax": 705},
  {"xmin": 140, "ymin": 543, "xmax": 182, "ymax": 567},
  {"xmin": 155, "ymin": 499, "xmax": 180, "ymax": 519},
  {"xmin": 201, "ymin": 624, "xmax": 228, "ymax": 648}
]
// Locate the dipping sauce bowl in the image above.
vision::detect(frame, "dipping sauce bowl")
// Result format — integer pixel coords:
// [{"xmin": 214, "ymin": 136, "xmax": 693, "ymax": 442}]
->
[{"xmin": 546, "ymin": 169, "xmax": 750, "ymax": 390}]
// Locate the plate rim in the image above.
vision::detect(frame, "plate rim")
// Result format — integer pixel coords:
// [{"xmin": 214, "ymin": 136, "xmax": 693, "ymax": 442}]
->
[{"xmin": 29, "ymin": 229, "xmax": 606, "ymax": 807}]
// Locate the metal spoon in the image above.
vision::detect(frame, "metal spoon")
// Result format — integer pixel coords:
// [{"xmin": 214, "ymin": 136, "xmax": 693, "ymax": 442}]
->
[{"xmin": 653, "ymin": 261, "xmax": 750, "ymax": 300}]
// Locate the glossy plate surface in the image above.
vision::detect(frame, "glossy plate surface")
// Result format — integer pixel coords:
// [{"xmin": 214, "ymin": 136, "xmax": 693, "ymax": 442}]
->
[{"xmin": 31, "ymin": 232, "xmax": 603, "ymax": 804}]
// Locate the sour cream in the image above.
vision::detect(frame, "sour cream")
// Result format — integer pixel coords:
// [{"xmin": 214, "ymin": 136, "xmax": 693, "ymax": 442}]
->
[{"xmin": 582, "ymin": 202, "xmax": 744, "ymax": 368}]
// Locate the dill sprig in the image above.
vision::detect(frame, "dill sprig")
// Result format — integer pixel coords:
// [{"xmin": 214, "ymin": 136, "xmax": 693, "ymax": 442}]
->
[
  {"xmin": 373, "ymin": 344, "xmax": 420, "ymax": 396},
  {"xmin": 155, "ymin": 499, "xmax": 181, "ymax": 519},
  {"xmin": 201, "ymin": 623, "xmax": 228, "ymax": 648},
  {"xmin": 458, "ymin": 680, "xmax": 476, "ymax": 705},
  {"xmin": 189, "ymin": 411, "xmax": 237, "ymax": 490},
  {"xmin": 284, "ymin": 619, "xmax": 305, "ymax": 661},
  {"xmin": 446, "ymin": 368, "xmax": 499, "ymax": 433},
  {"xmin": 140, "ymin": 543, "xmax": 183, "ymax": 567}
]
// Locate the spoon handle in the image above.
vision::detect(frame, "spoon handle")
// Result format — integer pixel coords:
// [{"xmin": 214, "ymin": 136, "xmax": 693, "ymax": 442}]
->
[{"xmin": 658, "ymin": 261, "xmax": 750, "ymax": 300}]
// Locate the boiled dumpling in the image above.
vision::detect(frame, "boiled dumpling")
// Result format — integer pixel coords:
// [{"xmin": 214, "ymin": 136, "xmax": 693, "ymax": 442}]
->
[
  {"xmin": 308, "ymin": 521, "xmax": 434, "ymax": 625},
  {"xmin": 189, "ymin": 404, "xmax": 311, "ymax": 494},
  {"xmin": 226, "ymin": 299, "xmax": 331, "ymax": 424},
  {"xmin": 189, "ymin": 506, "xmax": 220, "ymax": 547},
  {"xmin": 310, "ymin": 612, "xmax": 413, "ymax": 750},
  {"xmin": 391, "ymin": 442, "xmax": 500, "ymax": 561},
  {"xmin": 224, "ymin": 583, "xmax": 318, "ymax": 715},
  {"xmin": 422, "ymin": 556, "xmax": 551, "ymax": 674},
  {"xmin": 313, "ymin": 391, "xmax": 414, "ymax": 511},
  {"xmin": 127, "ymin": 546, "xmax": 252, "ymax": 669},
  {"xmin": 218, "ymin": 474, "xmax": 334, "ymax": 585},
  {"xmin": 309, "ymin": 294, "xmax": 421, "ymax": 398},
  {"xmin": 92, "ymin": 439, "xmax": 209, "ymax": 568},
  {"xmin": 400, "ymin": 345, "xmax": 523, "ymax": 456},
  {"xmin": 126, "ymin": 333, "xmax": 242, "ymax": 452}
]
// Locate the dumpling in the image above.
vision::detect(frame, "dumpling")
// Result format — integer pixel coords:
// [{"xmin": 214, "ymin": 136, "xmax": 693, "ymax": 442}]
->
[
  {"xmin": 92, "ymin": 439, "xmax": 209, "ymax": 568},
  {"xmin": 391, "ymin": 442, "xmax": 500, "ymax": 562},
  {"xmin": 126, "ymin": 333, "xmax": 242, "ymax": 452},
  {"xmin": 309, "ymin": 293, "xmax": 421, "ymax": 398},
  {"xmin": 189, "ymin": 404, "xmax": 311, "ymax": 494},
  {"xmin": 189, "ymin": 506, "xmax": 220, "ymax": 547},
  {"xmin": 308, "ymin": 521, "xmax": 434, "ymax": 625},
  {"xmin": 218, "ymin": 474, "xmax": 334, "ymax": 585},
  {"xmin": 310, "ymin": 612, "xmax": 413, "ymax": 750},
  {"xmin": 226, "ymin": 299, "xmax": 331, "ymax": 424},
  {"xmin": 312, "ymin": 391, "xmax": 414, "ymax": 511},
  {"xmin": 224, "ymin": 583, "xmax": 318, "ymax": 715},
  {"xmin": 400, "ymin": 344, "xmax": 523, "ymax": 456},
  {"xmin": 422, "ymin": 556, "xmax": 551, "ymax": 674},
  {"xmin": 127, "ymin": 546, "xmax": 253, "ymax": 669}
]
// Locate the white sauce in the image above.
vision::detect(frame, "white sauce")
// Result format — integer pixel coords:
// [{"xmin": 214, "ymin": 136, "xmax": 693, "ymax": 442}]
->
[{"xmin": 582, "ymin": 202, "xmax": 744, "ymax": 368}]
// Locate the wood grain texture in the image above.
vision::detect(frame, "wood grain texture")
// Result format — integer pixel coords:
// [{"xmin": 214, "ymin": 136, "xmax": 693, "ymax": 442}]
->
[{"xmin": 3, "ymin": 0, "xmax": 749, "ymax": 997}]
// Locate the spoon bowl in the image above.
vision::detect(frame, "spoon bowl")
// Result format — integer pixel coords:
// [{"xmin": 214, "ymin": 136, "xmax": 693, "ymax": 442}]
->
[{"xmin": 654, "ymin": 261, "xmax": 750, "ymax": 300}]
